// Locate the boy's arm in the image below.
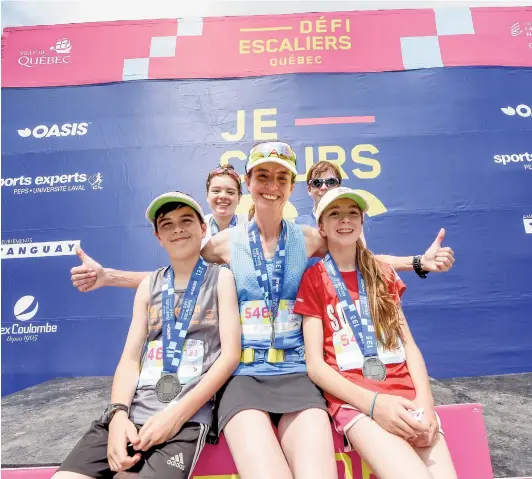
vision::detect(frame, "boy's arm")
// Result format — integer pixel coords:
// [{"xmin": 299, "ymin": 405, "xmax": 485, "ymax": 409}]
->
[
  {"xmin": 106, "ymin": 276, "xmax": 150, "ymax": 471},
  {"xmin": 136, "ymin": 267, "xmax": 241, "ymax": 450},
  {"xmin": 301, "ymin": 225, "xmax": 328, "ymax": 258},
  {"xmin": 71, "ymin": 247, "xmax": 150, "ymax": 292}
]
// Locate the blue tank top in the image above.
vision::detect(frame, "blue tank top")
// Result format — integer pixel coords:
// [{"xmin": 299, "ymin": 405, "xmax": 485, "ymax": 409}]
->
[{"xmin": 230, "ymin": 220, "xmax": 308, "ymax": 376}]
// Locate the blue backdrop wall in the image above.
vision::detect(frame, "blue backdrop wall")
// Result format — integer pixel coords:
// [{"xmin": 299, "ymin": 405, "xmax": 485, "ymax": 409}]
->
[{"xmin": 2, "ymin": 67, "xmax": 531, "ymax": 395}]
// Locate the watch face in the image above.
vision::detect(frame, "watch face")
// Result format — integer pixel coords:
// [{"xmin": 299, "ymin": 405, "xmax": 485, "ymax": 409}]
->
[{"xmin": 104, "ymin": 405, "xmax": 117, "ymax": 420}]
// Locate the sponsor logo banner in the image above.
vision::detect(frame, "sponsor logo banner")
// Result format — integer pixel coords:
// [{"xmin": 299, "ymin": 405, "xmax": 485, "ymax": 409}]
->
[
  {"xmin": 1, "ymin": 172, "xmax": 103, "ymax": 195},
  {"xmin": 1, "ymin": 240, "xmax": 80, "ymax": 259},
  {"xmin": 524, "ymin": 215, "xmax": 532, "ymax": 234},
  {"xmin": 17, "ymin": 38, "xmax": 73, "ymax": 69},
  {"xmin": 2, "ymin": 8, "xmax": 531, "ymax": 87},
  {"xmin": 1, "ymin": 296, "xmax": 59, "ymax": 343},
  {"xmin": 17, "ymin": 122, "xmax": 88, "ymax": 138},
  {"xmin": 501, "ymin": 104, "xmax": 532, "ymax": 118},
  {"xmin": 493, "ymin": 152, "xmax": 532, "ymax": 170}
]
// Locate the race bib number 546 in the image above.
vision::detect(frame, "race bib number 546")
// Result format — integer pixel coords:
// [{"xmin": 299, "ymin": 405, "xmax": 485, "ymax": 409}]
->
[{"xmin": 138, "ymin": 339, "xmax": 204, "ymax": 387}]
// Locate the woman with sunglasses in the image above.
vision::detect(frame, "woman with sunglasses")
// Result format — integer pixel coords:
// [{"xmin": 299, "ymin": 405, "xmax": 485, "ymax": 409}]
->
[
  {"xmin": 295, "ymin": 161, "xmax": 343, "ymax": 227},
  {"xmin": 203, "ymin": 164, "xmax": 247, "ymax": 247}
]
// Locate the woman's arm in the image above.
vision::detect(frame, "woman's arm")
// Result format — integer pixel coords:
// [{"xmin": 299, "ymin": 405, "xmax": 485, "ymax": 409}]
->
[{"xmin": 201, "ymin": 228, "xmax": 231, "ymax": 265}]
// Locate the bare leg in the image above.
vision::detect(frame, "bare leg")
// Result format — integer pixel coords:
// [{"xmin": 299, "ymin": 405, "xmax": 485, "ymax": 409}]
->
[
  {"xmin": 224, "ymin": 409, "xmax": 293, "ymax": 479},
  {"xmin": 278, "ymin": 408, "xmax": 338, "ymax": 479},
  {"xmin": 415, "ymin": 434, "xmax": 458, "ymax": 479},
  {"xmin": 347, "ymin": 417, "xmax": 433, "ymax": 479}
]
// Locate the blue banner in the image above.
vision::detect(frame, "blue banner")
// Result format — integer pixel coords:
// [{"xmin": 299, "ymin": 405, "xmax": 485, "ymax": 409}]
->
[{"xmin": 2, "ymin": 67, "xmax": 531, "ymax": 395}]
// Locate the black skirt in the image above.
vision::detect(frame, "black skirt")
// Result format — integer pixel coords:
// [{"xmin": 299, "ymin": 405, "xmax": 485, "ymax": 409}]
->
[{"xmin": 217, "ymin": 373, "xmax": 327, "ymax": 432}]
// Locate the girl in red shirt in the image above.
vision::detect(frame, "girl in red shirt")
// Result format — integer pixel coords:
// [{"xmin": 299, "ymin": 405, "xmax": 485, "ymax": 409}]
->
[{"xmin": 294, "ymin": 187, "xmax": 457, "ymax": 479}]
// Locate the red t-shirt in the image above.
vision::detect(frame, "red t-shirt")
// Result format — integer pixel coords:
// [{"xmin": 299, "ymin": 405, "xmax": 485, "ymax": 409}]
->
[{"xmin": 294, "ymin": 260, "xmax": 415, "ymax": 416}]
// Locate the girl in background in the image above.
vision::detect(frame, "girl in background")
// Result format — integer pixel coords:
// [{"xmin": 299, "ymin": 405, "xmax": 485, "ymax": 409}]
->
[{"xmin": 203, "ymin": 164, "xmax": 247, "ymax": 246}]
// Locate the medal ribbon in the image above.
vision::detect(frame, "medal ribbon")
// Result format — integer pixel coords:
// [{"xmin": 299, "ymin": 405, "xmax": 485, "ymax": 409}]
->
[
  {"xmin": 323, "ymin": 253, "xmax": 378, "ymax": 359},
  {"xmin": 210, "ymin": 215, "xmax": 237, "ymax": 236},
  {"xmin": 162, "ymin": 258, "xmax": 209, "ymax": 374},
  {"xmin": 247, "ymin": 220, "xmax": 287, "ymax": 342}
]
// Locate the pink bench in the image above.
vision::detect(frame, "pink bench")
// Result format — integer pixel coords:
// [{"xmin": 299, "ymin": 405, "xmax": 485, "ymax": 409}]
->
[{"xmin": 1, "ymin": 403, "xmax": 493, "ymax": 479}]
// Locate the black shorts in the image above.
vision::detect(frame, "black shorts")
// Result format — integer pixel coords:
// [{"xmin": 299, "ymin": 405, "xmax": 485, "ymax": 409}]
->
[
  {"xmin": 58, "ymin": 420, "xmax": 209, "ymax": 479},
  {"xmin": 217, "ymin": 373, "xmax": 327, "ymax": 431}
]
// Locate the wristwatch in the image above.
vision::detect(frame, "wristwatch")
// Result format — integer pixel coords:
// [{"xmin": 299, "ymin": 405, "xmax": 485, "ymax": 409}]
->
[
  {"xmin": 102, "ymin": 403, "xmax": 129, "ymax": 423},
  {"xmin": 413, "ymin": 255, "xmax": 429, "ymax": 279}
]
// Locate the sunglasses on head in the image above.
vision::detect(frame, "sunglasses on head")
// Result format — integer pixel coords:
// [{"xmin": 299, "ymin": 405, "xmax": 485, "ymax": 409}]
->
[
  {"xmin": 208, "ymin": 166, "xmax": 241, "ymax": 183},
  {"xmin": 309, "ymin": 177, "xmax": 341, "ymax": 189},
  {"xmin": 248, "ymin": 142, "xmax": 297, "ymax": 165}
]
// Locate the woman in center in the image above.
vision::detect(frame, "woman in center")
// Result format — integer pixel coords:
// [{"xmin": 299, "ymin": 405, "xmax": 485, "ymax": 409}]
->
[{"xmin": 202, "ymin": 141, "xmax": 337, "ymax": 479}]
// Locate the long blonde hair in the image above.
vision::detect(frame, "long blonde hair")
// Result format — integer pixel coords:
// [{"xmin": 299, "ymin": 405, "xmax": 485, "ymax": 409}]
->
[{"xmin": 354, "ymin": 238, "xmax": 405, "ymax": 350}]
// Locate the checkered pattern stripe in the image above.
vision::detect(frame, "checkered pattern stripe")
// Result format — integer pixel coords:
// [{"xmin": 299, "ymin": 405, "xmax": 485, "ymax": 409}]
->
[{"xmin": 123, "ymin": 17, "xmax": 204, "ymax": 80}]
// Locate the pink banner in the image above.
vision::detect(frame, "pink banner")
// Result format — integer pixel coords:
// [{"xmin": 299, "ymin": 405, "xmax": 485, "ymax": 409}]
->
[
  {"xmin": 1, "ymin": 7, "xmax": 531, "ymax": 87},
  {"xmin": 0, "ymin": 404, "xmax": 493, "ymax": 479}
]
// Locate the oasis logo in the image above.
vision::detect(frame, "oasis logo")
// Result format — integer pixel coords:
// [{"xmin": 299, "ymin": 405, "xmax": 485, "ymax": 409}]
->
[
  {"xmin": 17, "ymin": 122, "xmax": 88, "ymax": 139},
  {"xmin": 501, "ymin": 105, "xmax": 531, "ymax": 118},
  {"xmin": 14, "ymin": 296, "xmax": 39, "ymax": 321}
]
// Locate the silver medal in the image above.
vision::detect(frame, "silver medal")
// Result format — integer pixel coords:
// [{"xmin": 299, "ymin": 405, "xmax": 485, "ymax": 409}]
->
[
  {"xmin": 155, "ymin": 374, "xmax": 182, "ymax": 403},
  {"xmin": 362, "ymin": 357, "xmax": 387, "ymax": 381}
]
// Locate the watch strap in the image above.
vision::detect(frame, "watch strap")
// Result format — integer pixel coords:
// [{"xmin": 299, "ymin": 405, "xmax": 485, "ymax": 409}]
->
[
  {"xmin": 413, "ymin": 255, "xmax": 429, "ymax": 279},
  {"xmin": 103, "ymin": 403, "xmax": 129, "ymax": 423}
]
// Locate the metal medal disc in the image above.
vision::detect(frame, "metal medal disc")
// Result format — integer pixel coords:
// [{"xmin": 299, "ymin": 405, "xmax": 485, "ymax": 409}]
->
[
  {"xmin": 362, "ymin": 357, "xmax": 387, "ymax": 381},
  {"xmin": 155, "ymin": 374, "xmax": 182, "ymax": 403}
]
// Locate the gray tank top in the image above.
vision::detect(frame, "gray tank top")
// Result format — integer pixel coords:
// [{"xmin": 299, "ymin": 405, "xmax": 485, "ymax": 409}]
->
[{"xmin": 129, "ymin": 263, "xmax": 221, "ymax": 425}]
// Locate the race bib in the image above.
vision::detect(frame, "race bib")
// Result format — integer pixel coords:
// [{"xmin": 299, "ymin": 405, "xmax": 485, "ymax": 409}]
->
[
  {"xmin": 240, "ymin": 299, "xmax": 301, "ymax": 341},
  {"xmin": 138, "ymin": 339, "xmax": 204, "ymax": 387},
  {"xmin": 333, "ymin": 328, "xmax": 406, "ymax": 372}
]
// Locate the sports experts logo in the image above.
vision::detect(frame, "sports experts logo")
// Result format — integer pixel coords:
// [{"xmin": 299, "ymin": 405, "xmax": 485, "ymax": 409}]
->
[
  {"xmin": 1, "ymin": 172, "xmax": 103, "ymax": 195},
  {"xmin": 493, "ymin": 152, "xmax": 532, "ymax": 170},
  {"xmin": 501, "ymin": 105, "xmax": 531, "ymax": 118},
  {"xmin": 1, "ymin": 296, "xmax": 58, "ymax": 343}
]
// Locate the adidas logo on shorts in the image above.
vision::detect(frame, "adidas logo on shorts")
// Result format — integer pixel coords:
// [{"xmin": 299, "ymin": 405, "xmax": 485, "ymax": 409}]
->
[{"xmin": 167, "ymin": 452, "xmax": 185, "ymax": 470}]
